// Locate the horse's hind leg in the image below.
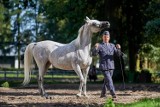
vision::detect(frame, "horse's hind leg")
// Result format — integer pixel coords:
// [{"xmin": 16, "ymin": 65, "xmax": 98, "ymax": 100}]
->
[
  {"xmin": 38, "ymin": 62, "xmax": 51, "ymax": 99},
  {"xmin": 38, "ymin": 67, "xmax": 47, "ymax": 97}
]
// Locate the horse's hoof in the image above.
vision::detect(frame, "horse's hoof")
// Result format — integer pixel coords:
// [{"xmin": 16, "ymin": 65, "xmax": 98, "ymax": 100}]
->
[
  {"xmin": 42, "ymin": 94, "xmax": 51, "ymax": 99},
  {"xmin": 45, "ymin": 96, "xmax": 52, "ymax": 99},
  {"xmin": 76, "ymin": 93, "xmax": 82, "ymax": 97},
  {"xmin": 45, "ymin": 96, "xmax": 49, "ymax": 99},
  {"xmin": 49, "ymin": 96, "xmax": 52, "ymax": 99},
  {"xmin": 84, "ymin": 94, "xmax": 89, "ymax": 98}
]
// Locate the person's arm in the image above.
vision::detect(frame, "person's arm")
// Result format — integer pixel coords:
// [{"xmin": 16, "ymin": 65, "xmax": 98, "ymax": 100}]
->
[{"xmin": 91, "ymin": 43, "xmax": 100, "ymax": 56}]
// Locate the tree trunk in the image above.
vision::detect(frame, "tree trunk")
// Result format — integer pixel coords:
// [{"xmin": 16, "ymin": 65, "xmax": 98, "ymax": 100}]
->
[
  {"xmin": 128, "ymin": 34, "xmax": 137, "ymax": 72},
  {"xmin": 17, "ymin": 10, "xmax": 21, "ymax": 69},
  {"xmin": 126, "ymin": 1, "xmax": 137, "ymax": 72}
]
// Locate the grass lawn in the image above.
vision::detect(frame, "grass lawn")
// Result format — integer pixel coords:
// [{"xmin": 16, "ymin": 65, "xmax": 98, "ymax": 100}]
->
[
  {"xmin": 0, "ymin": 71, "xmax": 104, "ymax": 78},
  {"xmin": 118, "ymin": 98, "xmax": 160, "ymax": 107},
  {"xmin": 111, "ymin": 98, "xmax": 160, "ymax": 107}
]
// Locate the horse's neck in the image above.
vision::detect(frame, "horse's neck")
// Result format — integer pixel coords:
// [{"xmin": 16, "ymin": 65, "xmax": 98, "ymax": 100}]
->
[{"xmin": 76, "ymin": 24, "xmax": 92, "ymax": 52}]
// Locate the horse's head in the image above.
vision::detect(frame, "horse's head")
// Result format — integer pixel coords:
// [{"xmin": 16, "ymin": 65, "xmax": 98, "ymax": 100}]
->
[{"xmin": 85, "ymin": 16, "xmax": 110, "ymax": 33}]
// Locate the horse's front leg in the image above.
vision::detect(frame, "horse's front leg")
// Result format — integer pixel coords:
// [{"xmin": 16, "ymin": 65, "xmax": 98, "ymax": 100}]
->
[
  {"xmin": 82, "ymin": 66, "xmax": 90, "ymax": 97},
  {"xmin": 72, "ymin": 63, "xmax": 85, "ymax": 97}
]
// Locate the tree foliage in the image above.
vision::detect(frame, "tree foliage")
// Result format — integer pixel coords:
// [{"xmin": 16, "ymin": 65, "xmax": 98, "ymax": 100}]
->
[
  {"xmin": 0, "ymin": 1, "xmax": 12, "ymax": 55},
  {"xmin": 44, "ymin": 0, "xmax": 93, "ymax": 43},
  {"xmin": 0, "ymin": 0, "xmax": 159, "ymax": 71},
  {"xmin": 139, "ymin": 0, "xmax": 160, "ymax": 70},
  {"xmin": 144, "ymin": 0, "xmax": 160, "ymax": 47}
]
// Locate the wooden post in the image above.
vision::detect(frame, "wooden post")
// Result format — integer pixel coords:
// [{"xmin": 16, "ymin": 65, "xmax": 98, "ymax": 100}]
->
[
  {"xmin": 4, "ymin": 70, "xmax": 6, "ymax": 81},
  {"xmin": 17, "ymin": 70, "xmax": 19, "ymax": 79}
]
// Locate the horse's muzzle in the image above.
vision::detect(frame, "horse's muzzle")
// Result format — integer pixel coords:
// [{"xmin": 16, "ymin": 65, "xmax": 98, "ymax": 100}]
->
[{"xmin": 101, "ymin": 21, "xmax": 110, "ymax": 28}]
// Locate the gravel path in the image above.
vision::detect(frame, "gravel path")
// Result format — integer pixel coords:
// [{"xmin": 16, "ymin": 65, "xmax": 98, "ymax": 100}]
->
[{"xmin": 0, "ymin": 84, "xmax": 160, "ymax": 107}]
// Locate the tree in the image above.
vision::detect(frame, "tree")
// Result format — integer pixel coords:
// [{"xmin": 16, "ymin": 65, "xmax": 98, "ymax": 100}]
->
[
  {"xmin": 0, "ymin": 0, "xmax": 37, "ymax": 68},
  {"xmin": 122, "ymin": 0, "xmax": 151, "ymax": 71},
  {"xmin": 0, "ymin": 1, "xmax": 12, "ymax": 55},
  {"xmin": 44, "ymin": 0, "xmax": 101, "ymax": 43},
  {"xmin": 139, "ymin": 0, "xmax": 160, "ymax": 71},
  {"xmin": 0, "ymin": 0, "xmax": 158, "ymax": 71},
  {"xmin": 144, "ymin": 0, "xmax": 160, "ymax": 47}
]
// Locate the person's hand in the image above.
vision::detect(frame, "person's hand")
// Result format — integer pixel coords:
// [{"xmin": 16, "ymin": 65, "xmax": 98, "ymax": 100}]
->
[
  {"xmin": 116, "ymin": 44, "xmax": 121, "ymax": 49},
  {"xmin": 95, "ymin": 43, "xmax": 99, "ymax": 49}
]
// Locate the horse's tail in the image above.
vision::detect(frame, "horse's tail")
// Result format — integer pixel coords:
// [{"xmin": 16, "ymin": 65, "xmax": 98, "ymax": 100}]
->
[{"xmin": 22, "ymin": 43, "xmax": 35, "ymax": 86}]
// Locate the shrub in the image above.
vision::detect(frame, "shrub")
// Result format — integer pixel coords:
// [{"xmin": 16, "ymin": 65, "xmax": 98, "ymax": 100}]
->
[
  {"xmin": 1, "ymin": 81, "xmax": 9, "ymax": 88},
  {"xmin": 103, "ymin": 98, "xmax": 115, "ymax": 107}
]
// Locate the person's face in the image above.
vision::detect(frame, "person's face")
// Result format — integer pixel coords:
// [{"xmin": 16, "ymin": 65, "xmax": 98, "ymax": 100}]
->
[{"xmin": 102, "ymin": 34, "xmax": 110, "ymax": 43}]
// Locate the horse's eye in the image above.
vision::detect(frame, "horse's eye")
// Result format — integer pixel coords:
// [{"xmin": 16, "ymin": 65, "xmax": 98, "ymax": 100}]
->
[
  {"xmin": 92, "ymin": 23, "xmax": 100, "ymax": 27},
  {"xmin": 92, "ymin": 23, "xmax": 96, "ymax": 26}
]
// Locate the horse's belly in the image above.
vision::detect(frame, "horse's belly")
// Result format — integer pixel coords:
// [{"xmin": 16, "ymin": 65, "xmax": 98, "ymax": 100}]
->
[
  {"xmin": 49, "ymin": 54, "xmax": 73, "ymax": 70},
  {"xmin": 53, "ymin": 61, "xmax": 73, "ymax": 70}
]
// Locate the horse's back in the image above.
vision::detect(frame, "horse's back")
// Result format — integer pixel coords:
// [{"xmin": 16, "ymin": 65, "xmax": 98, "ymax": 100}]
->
[
  {"xmin": 37, "ymin": 40, "xmax": 65, "ymax": 49},
  {"xmin": 29, "ymin": 40, "xmax": 65, "ymax": 65},
  {"xmin": 32, "ymin": 40, "xmax": 64, "ymax": 53}
]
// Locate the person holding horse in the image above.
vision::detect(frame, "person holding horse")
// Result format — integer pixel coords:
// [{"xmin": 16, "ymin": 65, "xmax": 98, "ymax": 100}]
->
[{"xmin": 92, "ymin": 31, "xmax": 122, "ymax": 99}]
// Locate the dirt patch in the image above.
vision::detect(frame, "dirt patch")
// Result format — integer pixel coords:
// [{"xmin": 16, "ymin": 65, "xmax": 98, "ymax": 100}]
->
[{"xmin": 0, "ymin": 84, "xmax": 160, "ymax": 107}]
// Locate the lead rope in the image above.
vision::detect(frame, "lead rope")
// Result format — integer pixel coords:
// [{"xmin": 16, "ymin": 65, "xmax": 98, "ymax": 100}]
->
[{"xmin": 118, "ymin": 54, "xmax": 126, "ymax": 90}]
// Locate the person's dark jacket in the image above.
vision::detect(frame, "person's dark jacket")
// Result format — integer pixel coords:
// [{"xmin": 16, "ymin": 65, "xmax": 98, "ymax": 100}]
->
[{"xmin": 92, "ymin": 43, "xmax": 122, "ymax": 71}]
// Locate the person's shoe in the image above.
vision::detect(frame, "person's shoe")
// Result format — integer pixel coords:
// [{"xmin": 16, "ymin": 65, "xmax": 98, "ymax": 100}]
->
[
  {"xmin": 110, "ymin": 90, "xmax": 116, "ymax": 98},
  {"xmin": 100, "ymin": 94, "xmax": 106, "ymax": 98},
  {"xmin": 112, "ymin": 94, "xmax": 117, "ymax": 98}
]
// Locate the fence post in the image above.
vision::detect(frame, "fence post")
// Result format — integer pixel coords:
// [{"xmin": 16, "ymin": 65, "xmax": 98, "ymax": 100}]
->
[
  {"xmin": 51, "ymin": 70, "xmax": 53, "ymax": 81},
  {"xmin": 4, "ymin": 70, "xmax": 6, "ymax": 81},
  {"xmin": 17, "ymin": 70, "xmax": 19, "ymax": 79}
]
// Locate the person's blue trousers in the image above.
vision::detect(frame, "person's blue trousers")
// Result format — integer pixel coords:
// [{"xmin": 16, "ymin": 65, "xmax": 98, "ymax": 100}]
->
[{"xmin": 101, "ymin": 70, "xmax": 115, "ymax": 96}]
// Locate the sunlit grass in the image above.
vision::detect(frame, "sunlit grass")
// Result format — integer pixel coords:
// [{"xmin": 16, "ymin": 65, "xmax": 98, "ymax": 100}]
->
[
  {"xmin": 0, "ymin": 72, "xmax": 103, "ymax": 78},
  {"xmin": 103, "ymin": 98, "xmax": 160, "ymax": 107},
  {"xmin": 115, "ymin": 98, "xmax": 160, "ymax": 107}
]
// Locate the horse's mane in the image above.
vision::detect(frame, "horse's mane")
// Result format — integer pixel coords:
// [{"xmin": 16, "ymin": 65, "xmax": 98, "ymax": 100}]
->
[
  {"xmin": 75, "ymin": 23, "xmax": 91, "ymax": 48},
  {"xmin": 74, "ymin": 24, "xmax": 85, "ymax": 48}
]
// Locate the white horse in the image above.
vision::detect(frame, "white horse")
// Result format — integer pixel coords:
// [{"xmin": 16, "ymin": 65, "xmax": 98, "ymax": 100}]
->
[{"xmin": 23, "ymin": 17, "xmax": 110, "ymax": 98}]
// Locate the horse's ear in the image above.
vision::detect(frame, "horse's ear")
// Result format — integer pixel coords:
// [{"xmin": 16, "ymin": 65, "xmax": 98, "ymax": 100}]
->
[
  {"xmin": 85, "ymin": 16, "xmax": 90, "ymax": 23},
  {"xmin": 86, "ymin": 16, "xmax": 90, "ymax": 21}
]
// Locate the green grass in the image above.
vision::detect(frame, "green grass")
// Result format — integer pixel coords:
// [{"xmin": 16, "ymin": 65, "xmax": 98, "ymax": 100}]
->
[
  {"xmin": 0, "ymin": 80, "xmax": 62, "ymax": 87},
  {"xmin": 0, "ymin": 72, "xmax": 104, "ymax": 80},
  {"xmin": 103, "ymin": 98, "xmax": 160, "ymax": 107},
  {"xmin": 0, "ymin": 72, "xmax": 104, "ymax": 88},
  {"xmin": 0, "ymin": 73, "xmax": 78, "ymax": 78},
  {"xmin": 115, "ymin": 98, "xmax": 160, "ymax": 107}
]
